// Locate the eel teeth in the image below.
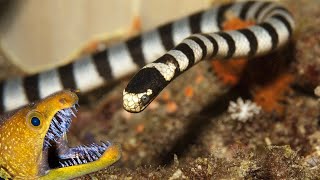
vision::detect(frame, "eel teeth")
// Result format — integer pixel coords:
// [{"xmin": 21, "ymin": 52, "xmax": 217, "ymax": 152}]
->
[
  {"xmin": 44, "ymin": 104, "xmax": 78, "ymax": 148},
  {"xmin": 58, "ymin": 141, "xmax": 111, "ymax": 167}
]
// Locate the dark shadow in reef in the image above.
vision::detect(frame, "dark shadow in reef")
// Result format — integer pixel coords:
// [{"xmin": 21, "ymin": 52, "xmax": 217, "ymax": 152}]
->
[
  {"xmin": 159, "ymin": 41, "xmax": 296, "ymax": 166},
  {"xmin": 159, "ymin": 85, "xmax": 249, "ymax": 165}
]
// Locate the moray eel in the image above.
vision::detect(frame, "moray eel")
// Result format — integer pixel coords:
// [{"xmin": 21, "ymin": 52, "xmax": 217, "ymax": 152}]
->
[{"xmin": 0, "ymin": 90, "xmax": 121, "ymax": 180}]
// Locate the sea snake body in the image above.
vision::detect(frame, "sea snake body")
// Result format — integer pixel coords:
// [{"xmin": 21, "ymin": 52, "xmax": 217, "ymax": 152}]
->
[
  {"xmin": 0, "ymin": 1, "xmax": 294, "ymax": 114},
  {"xmin": 123, "ymin": 1, "xmax": 294, "ymax": 112}
]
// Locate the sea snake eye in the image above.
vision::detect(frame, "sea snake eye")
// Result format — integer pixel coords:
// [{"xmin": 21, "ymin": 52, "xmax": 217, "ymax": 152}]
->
[
  {"xmin": 31, "ymin": 117, "xmax": 41, "ymax": 126},
  {"xmin": 141, "ymin": 95, "xmax": 149, "ymax": 105}
]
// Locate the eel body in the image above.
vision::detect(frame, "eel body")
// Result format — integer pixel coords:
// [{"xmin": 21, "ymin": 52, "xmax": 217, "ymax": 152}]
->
[
  {"xmin": 0, "ymin": 90, "xmax": 121, "ymax": 179},
  {"xmin": 0, "ymin": 1, "xmax": 293, "ymax": 114},
  {"xmin": 123, "ymin": 1, "xmax": 294, "ymax": 112}
]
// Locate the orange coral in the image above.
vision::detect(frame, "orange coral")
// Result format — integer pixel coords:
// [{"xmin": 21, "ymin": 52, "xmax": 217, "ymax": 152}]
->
[
  {"xmin": 184, "ymin": 86, "xmax": 194, "ymax": 98},
  {"xmin": 135, "ymin": 124, "xmax": 145, "ymax": 134},
  {"xmin": 211, "ymin": 59, "xmax": 247, "ymax": 86},
  {"xmin": 253, "ymin": 73, "xmax": 293, "ymax": 114},
  {"xmin": 160, "ymin": 91, "xmax": 171, "ymax": 101},
  {"xmin": 223, "ymin": 16, "xmax": 255, "ymax": 31},
  {"xmin": 166, "ymin": 101, "xmax": 178, "ymax": 114}
]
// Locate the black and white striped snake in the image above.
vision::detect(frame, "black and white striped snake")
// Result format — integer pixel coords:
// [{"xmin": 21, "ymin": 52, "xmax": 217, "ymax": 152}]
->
[
  {"xmin": 0, "ymin": 1, "xmax": 294, "ymax": 113},
  {"xmin": 123, "ymin": 1, "xmax": 294, "ymax": 112}
]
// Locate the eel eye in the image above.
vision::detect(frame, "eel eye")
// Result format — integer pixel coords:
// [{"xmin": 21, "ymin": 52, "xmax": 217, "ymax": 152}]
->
[
  {"xmin": 141, "ymin": 95, "xmax": 149, "ymax": 105},
  {"xmin": 26, "ymin": 111, "xmax": 44, "ymax": 129},
  {"xmin": 31, "ymin": 117, "xmax": 41, "ymax": 126}
]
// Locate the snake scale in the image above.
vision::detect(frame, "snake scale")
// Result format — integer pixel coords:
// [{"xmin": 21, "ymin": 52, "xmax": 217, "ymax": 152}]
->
[{"xmin": 0, "ymin": 1, "xmax": 294, "ymax": 113}]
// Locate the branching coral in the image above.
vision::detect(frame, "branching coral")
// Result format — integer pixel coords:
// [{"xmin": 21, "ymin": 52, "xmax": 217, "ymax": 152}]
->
[{"xmin": 228, "ymin": 98, "xmax": 261, "ymax": 122}]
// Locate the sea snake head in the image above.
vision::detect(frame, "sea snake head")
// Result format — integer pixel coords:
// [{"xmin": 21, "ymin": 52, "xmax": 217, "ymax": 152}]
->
[
  {"xmin": 123, "ymin": 66, "xmax": 170, "ymax": 113},
  {"xmin": 0, "ymin": 90, "xmax": 121, "ymax": 180}
]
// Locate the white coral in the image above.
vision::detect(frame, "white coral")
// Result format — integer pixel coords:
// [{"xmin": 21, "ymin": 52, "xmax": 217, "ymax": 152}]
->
[{"xmin": 228, "ymin": 98, "xmax": 261, "ymax": 122}]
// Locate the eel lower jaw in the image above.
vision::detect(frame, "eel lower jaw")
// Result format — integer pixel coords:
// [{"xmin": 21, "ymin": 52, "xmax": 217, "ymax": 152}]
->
[{"xmin": 40, "ymin": 104, "xmax": 121, "ymax": 177}]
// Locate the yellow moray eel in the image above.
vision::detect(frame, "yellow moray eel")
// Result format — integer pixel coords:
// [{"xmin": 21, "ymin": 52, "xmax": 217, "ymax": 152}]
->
[{"xmin": 0, "ymin": 90, "xmax": 121, "ymax": 180}]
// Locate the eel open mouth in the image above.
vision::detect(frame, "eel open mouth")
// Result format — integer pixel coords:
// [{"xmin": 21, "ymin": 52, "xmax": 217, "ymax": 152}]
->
[{"xmin": 41, "ymin": 103, "xmax": 111, "ymax": 170}]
